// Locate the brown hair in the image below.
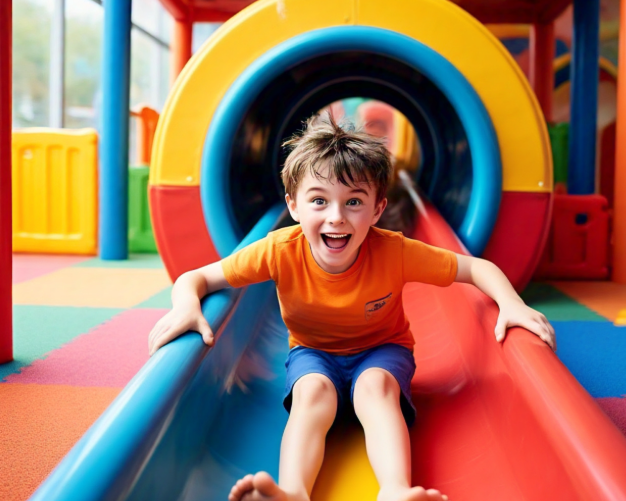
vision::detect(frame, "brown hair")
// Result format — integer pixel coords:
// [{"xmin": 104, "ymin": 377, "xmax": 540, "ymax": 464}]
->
[{"xmin": 281, "ymin": 112, "xmax": 392, "ymax": 203}]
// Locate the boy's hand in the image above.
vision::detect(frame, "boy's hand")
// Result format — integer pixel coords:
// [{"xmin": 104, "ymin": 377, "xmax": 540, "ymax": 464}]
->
[
  {"xmin": 148, "ymin": 304, "xmax": 214, "ymax": 356},
  {"xmin": 495, "ymin": 299, "xmax": 556, "ymax": 352}
]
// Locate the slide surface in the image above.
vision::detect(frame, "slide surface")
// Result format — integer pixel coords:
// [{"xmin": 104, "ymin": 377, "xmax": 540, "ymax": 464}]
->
[{"xmin": 31, "ymin": 198, "xmax": 626, "ymax": 501}]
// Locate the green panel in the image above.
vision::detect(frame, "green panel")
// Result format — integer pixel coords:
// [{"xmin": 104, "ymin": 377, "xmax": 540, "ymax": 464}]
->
[
  {"xmin": 74, "ymin": 253, "xmax": 165, "ymax": 269},
  {"xmin": 547, "ymin": 122, "xmax": 569, "ymax": 186},
  {"xmin": 0, "ymin": 306, "xmax": 123, "ymax": 380},
  {"xmin": 521, "ymin": 282, "xmax": 607, "ymax": 322},
  {"xmin": 129, "ymin": 165, "xmax": 158, "ymax": 253}
]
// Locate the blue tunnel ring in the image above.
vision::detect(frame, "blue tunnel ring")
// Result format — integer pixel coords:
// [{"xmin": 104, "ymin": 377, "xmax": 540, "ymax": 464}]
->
[{"xmin": 201, "ymin": 25, "xmax": 502, "ymax": 257}]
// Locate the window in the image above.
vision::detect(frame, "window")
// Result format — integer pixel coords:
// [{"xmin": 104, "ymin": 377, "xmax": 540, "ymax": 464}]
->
[
  {"xmin": 65, "ymin": 0, "xmax": 103, "ymax": 129},
  {"xmin": 12, "ymin": 0, "xmax": 54, "ymax": 128}
]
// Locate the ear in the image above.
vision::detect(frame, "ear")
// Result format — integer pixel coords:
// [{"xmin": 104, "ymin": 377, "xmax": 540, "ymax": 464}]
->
[
  {"xmin": 371, "ymin": 197, "xmax": 388, "ymax": 225},
  {"xmin": 285, "ymin": 193, "xmax": 300, "ymax": 222}
]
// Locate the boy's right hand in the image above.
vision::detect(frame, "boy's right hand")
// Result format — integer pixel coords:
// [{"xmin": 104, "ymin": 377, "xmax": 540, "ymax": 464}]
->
[{"xmin": 148, "ymin": 304, "xmax": 214, "ymax": 356}]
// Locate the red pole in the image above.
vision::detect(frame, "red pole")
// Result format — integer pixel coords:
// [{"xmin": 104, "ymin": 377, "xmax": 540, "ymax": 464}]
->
[
  {"xmin": 613, "ymin": 0, "xmax": 626, "ymax": 283},
  {"xmin": 0, "ymin": 0, "xmax": 13, "ymax": 363},
  {"xmin": 170, "ymin": 18, "xmax": 193, "ymax": 87},
  {"xmin": 530, "ymin": 21, "xmax": 555, "ymax": 122}
]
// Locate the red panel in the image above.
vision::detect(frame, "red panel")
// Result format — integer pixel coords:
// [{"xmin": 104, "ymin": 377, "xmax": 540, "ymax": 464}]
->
[
  {"xmin": 482, "ymin": 191, "xmax": 552, "ymax": 292},
  {"xmin": 149, "ymin": 185, "xmax": 219, "ymax": 282},
  {"xmin": 600, "ymin": 122, "xmax": 616, "ymax": 208},
  {"xmin": 529, "ymin": 22, "xmax": 555, "ymax": 122},
  {"xmin": 534, "ymin": 194, "xmax": 610, "ymax": 280},
  {"xmin": 0, "ymin": 1, "xmax": 12, "ymax": 363},
  {"xmin": 404, "ymin": 199, "xmax": 626, "ymax": 500}
]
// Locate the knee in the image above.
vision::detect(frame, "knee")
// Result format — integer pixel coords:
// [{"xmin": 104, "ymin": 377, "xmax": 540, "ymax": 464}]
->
[
  {"xmin": 354, "ymin": 369, "xmax": 399, "ymax": 401},
  {"xmin": 292, "ymin": 374, "xmax": 337, "ymax": 412}
]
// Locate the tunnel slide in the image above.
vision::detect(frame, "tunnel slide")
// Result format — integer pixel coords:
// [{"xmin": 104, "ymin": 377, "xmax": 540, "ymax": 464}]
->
[{"xmin": 30, "ymin": 1, "xmax": 626, "ymax": 499}]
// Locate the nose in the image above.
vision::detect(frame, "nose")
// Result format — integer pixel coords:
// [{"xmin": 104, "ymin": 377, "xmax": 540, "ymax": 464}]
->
[{"xmin": 327, "ymin": 203, "xmax": 345, "ymax": 225}]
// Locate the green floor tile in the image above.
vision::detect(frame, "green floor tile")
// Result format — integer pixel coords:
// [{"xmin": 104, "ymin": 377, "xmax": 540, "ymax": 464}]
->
[
  {"xmin": 73, "ymin": 253, "xmax": 165, "ymax": 269},
  {"xmin": 0, "ymin": 305, "xmax": 122, "ymax": 381},
  {"xmin": 135, "ymin": 286, "xmax": 173, "ymax": 309},
  {"xmin": 521, "ymin": 282, "xmax": 607, "ymax": 322}
]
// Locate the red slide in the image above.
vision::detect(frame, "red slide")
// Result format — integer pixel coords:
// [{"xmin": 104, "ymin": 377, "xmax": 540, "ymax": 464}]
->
[
  {"xmin": 311, "ymin": 189, "xmax": 626, "ymax": 500},
  {"xmin": 401, "ymin": 195, "xmax": 626, "ymax": 500}
]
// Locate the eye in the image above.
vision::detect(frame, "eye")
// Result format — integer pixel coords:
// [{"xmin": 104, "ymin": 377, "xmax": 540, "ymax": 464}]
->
[
  {"xmin": 312, "ymin": 198, "xmax": 326, "ymax": 205},
  {"xmin": 346, "ymin": 199, "xmax": 362, "ymax": 206}
]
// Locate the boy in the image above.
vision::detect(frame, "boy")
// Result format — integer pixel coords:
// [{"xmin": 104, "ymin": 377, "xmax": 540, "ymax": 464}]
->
[{"xmin": 148, "ymin": 114, "xmax": 556, "ymax": 501}]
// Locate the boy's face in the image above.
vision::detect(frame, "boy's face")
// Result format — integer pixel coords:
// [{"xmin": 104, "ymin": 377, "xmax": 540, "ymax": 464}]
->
[{"xmin": 285, "ymin": 166, "xmax": 387, "ymax": 274}]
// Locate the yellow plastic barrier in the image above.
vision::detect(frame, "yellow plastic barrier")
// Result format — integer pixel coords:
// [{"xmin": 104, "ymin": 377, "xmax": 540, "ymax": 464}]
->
[
  {"xmin": 12, "ymin": 128, "xmax": 98, "ymax": 254},
  {"xmin": 391, "ymin": 110, "xmax": 420, "ymax": 174}
]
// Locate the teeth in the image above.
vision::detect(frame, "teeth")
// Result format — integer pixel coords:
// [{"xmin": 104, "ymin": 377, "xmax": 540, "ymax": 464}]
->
[{"xmin": 324, "ymin": 234, "xmax": 348, "ymax": 238}]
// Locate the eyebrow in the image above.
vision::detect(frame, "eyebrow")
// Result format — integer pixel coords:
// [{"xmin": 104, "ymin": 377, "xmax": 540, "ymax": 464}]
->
[{"xmin": 305, "ymin": 186, "xmax": 370, "ymax": 195}]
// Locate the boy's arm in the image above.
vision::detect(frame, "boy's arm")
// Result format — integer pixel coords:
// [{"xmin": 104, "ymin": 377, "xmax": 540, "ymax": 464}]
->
[
  {"xmin": 454, "ymin": 254, "xmax": 556, "ymax": 351},
  {"xmin": 148, "ymin": 261, "xmax": 230, "ymax": 356}
]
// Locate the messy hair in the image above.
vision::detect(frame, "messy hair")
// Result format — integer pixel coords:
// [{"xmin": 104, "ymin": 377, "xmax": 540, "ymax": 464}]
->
[{"xmin": 281, "ymin": 112, "xmax": 392, "ymax": 203}]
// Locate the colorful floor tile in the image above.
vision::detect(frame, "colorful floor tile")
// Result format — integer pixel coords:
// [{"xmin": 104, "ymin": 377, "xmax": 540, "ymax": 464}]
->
[
  {"xmin": 521, "ymin": 282, "xmax": 608, "ymax": 321},
  {"xmin": 596, "ymin": 397, "xmax": 626, "ymax": 436},
  {"xmin": 12, "ymin": 254, "xmax": 92, "ymax": 284},
  {"xmin": 12, "ymin": 267, "xmax": 171, "ymax": 308},
  {"xmin": 1, "ymin": 252, "xmax": 172, "ymax": 501},
  {"xmin": 1, "ymin": 248, "xmax": 626, "ymax": 501},
  {"xmin": 135, "ymin": 285, "xmax": 173, "ymax": 309},
  {"xmin": 4, "ymin": 309, "xmax": 168, "ymax": 387},
  {"xmin": 0, "ymin": 384, "xmax": 122, "ymax": 501},
  {"xmin": 74, "ymin": 253, "xmax": 165, "ymax": 269},
  {"xmin": 550, "ymin": 281, "xmax": 626, "ymax": 322},
  {"xmin": 551, "ymin": 320, "xmax": 626, "ymax": 398},
  {"xmin": 0, "ymin": 305, "xmax": 123, "ymax": 381}
]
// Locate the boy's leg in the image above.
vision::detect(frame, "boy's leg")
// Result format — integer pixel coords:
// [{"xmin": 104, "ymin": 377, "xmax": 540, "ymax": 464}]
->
[
  {"xmin": 353, "ymin": 368, "xmax": 447, "ymax": 501},
  {"xmin": 228, "ymin": 373, "xmax": 338, "ymax": 501}
]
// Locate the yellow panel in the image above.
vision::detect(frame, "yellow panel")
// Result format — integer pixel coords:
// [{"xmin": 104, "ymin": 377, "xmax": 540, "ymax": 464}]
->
[
  {"xmin": 151, "ymin": 0, "xmax": 355, "ymax": 187},
  {"xmin": 357, "ymin": 0, "xmax": 551, "ymax": 193},
  {"xmin": 12, "ymin": 128, "xmax": 98, "ymax": 254}
]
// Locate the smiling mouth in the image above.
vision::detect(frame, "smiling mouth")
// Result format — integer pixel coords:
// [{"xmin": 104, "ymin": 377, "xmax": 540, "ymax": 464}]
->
[{"xmin": 321, "ymin": 233, "xmax": 352, "ymax": 250}]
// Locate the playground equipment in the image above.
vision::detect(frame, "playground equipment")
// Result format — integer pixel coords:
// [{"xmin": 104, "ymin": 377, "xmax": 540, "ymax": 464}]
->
[
  {"xmin": 11, "ymin": 129, "xmax": 99, "ymax": 255},
  {"xmin": 129, "ymin": 105, "xmax": 160, "ymax": 253},
  {"xmin": 148, "ymin": 0, "xmax": 551, "ymax": 290},
  {"xmin": 0, "ymin": 0, "xmax": 11, "ymax": 365},
  {"xmin": 30, "ymin": 1, "xmax": 626, "ymax": 500},
  {"xmin": 8, "ymin": 106, "xmax": 160, "ymax": 256}
]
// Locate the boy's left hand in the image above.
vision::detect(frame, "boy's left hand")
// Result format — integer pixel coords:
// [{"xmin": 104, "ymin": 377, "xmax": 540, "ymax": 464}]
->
[{"xmin": 495, "ymin": 299, "xmax": 556, "ymax": 351}]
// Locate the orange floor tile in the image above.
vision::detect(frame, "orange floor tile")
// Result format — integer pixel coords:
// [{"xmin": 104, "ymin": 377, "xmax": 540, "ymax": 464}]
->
[
  {"xmin": 0, "ymin": 384, "xmax": 122, "ymax": 501},
  {"xmin": 550, "ymin": 281, "xmax": 626, "ymax": 323},
  {"xmin": 12, "ymin": 267, "xmax": 171, "ymax": 308}
]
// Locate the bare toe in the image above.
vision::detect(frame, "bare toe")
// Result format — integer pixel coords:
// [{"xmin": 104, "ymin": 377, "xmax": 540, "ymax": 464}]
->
[
  {"xmin": 252, "ymin": 472, "xmax": 282, "ymax": 497},
  {"xmin": 425, "ymin": 489, "xmax": 447, "ymax": 501},
  {"xmin": 228, "ymin": 474, "xmax": 255, "ymax": 501}
]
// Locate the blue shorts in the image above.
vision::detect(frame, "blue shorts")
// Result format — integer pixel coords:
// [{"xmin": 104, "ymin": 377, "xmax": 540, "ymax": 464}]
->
[{"xmin": 283, "ymin": 343, "xmax": 417, "ymax": 426}]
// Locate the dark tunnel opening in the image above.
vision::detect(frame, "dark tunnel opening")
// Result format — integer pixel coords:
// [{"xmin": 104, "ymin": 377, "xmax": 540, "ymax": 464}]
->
[{"xmin": 228, "ymin": 51, "xmax": 472, "ymax": 238}]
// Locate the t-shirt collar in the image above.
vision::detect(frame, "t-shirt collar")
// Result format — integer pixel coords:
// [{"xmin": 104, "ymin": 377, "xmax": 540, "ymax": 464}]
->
[{"xmin": 303, "ymin": 227, "xmax": 370, "ymax": 281}]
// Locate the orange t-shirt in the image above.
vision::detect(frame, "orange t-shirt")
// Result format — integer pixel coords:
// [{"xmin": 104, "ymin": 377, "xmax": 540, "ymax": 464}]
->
[{"xmin": 221, "ymin": 225, "xmax": 458, "ymax": 356}]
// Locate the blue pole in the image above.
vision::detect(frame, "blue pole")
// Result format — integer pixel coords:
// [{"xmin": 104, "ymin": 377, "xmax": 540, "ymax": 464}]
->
[
  {"xmin": 568, "ymin": 0, "xmax": 600, "ymax": 195},
  {"xmin": 100, "ymin": 0, "xmax": 131, "ymax": 259}
]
